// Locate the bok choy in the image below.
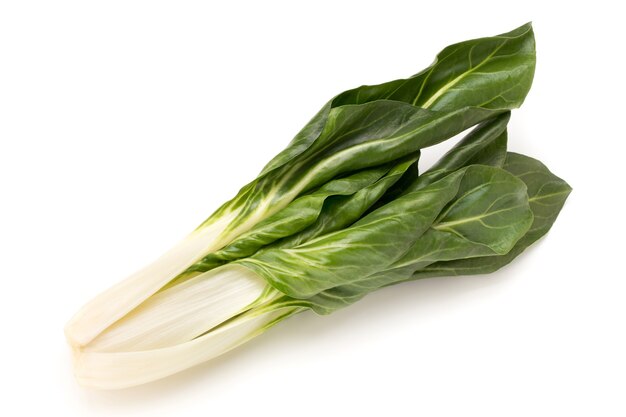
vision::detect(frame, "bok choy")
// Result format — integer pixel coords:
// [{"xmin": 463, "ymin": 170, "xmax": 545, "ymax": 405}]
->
[{"xmin": 66, "ymin": 23, "xmax": 570, "ymax": 389}]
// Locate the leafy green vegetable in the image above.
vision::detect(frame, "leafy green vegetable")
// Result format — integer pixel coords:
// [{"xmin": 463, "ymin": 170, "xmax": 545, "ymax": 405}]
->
[
  {"xmin": 65, "ymin": 23, "xmax": 536, "ymax": 347},
  {"xmin": 65, "ymin": 24, "xmax": 569, "ymax": 391}
]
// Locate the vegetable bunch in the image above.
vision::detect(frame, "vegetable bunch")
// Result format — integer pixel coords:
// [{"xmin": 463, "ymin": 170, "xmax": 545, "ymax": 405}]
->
[{"xmin": 66, "ymin": 23, "xmax": 571, "ymax": 389}]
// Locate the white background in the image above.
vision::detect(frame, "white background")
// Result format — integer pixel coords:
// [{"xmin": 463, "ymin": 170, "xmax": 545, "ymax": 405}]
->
[{"xmin": 1, "ymin": 1, "xmax": 624, "ymax": 416}]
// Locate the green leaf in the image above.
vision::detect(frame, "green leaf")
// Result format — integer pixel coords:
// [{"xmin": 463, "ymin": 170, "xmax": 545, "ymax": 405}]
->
[
  {"xmin": 411, "ymin": 152, "xmax": 571, "ymax": 278},
  {"xmin": 238, "ymin": 165, "xmax": 532, "ymax": 306},
  {"xmin": 368, "ymin": 111, "xmax": 510, "ymax": 213},
  {"xmin": 427, "ymin": 166, "xmax": 533, "ymax": 255},
  {"xmin": 199, "ymin": 23, "xmax": 536, "ymax": 251},
  {"xmin": 333, "ymin": 23, "xmax": 535, "ymax": 111},
  {"xmin": 291, "ymin": 165, "xmax": 533, "ymax": 313},
  {"xmin": 268, "ymin": 153, "xmax": 421, "ymax": 250},
  {"xmin": 185, "ymin": 153, "xmax": 420, "ymax": 275},
  {"xmin": 197, "ymin": 112, "xmax": 518, "ymax": 304},
  {"xmin": 238, "ymin": 170, "xmax": 465, "ymax": 298}
]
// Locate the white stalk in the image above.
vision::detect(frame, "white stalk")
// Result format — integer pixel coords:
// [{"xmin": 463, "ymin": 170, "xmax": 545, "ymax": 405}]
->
[
  {"xmin": 72, "ymin": 306, "xmax": 299, "ymax": 389},
  {"xmin": 86, "ymin": 265, "xmax": 269, "ymax": 352},
  {"xmin": 65, "ymin": 212, "xmax": 236, "ymax": 348}
]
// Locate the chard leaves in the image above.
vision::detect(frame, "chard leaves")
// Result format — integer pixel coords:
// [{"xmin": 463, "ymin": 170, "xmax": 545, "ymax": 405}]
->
[
  {"xmin": 285, "ymin": 165, "xmax": 533, "ymax": 313},
  {"xmin": 333, "ymin": 23, "xmax": 535, "ymax": 111},
  {"xmin": 412, "ymin": 153, "xmax": 572, "ymax": 278},
  {"xmin": 239, "ymin": 165, "xmax": 532, "ymax": 302},
  {"xmin": 185, "ymin": 23, "xmax": 560, "ymax": 319},
  {"xmin": 293, "ymin": 153, "xmax": 570, "ymax": 314},
  {"xmin": 200, "ymin": 24, "xmax": 536, "ymax": 251},
  {"xmin": 238, "ymin": 172, "xmax": 465, "ymax": 298},
  {"xmin": 186, "ymin": 154, "xmax": 420, "ymax": 275},
  {"xmin": 65, "ymin": 23, "xmax": 571, "ymax": 388}
]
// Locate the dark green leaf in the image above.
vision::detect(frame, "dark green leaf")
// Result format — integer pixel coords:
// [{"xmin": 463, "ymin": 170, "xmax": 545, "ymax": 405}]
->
[
  {"xmin": 186, "ymin": 154, "xmax": 420, "ymax": 275},
  {"xmin": 268, "ymin": 153, "xmax": 421, "ymax": 250},
  {"xmin": 238, "ymin": 171, "xmax": 465, "ymax": 298},
  {"xmin": 294, "ymin": 165, "xmax": 533, "ymax": 313},
  {"xmin": 333, "ymin": 23, "xmax": 535, "ymax": 111},
  {"xmin": 411, "ymin": 152, "xmax": 571, "ymax": 278},
  {"xmin": 239, "ymin": 165, "xmax": 532, "ymax": 306},
  {"xmin": 200, "ymin": 24, "xmax": 536, "ymax": 250}
]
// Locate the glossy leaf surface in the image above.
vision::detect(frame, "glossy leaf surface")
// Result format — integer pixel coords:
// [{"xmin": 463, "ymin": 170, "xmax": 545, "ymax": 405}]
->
[
  {"xmin": 185, "ymin": 154, "xmax": 420, "ymax": 275},
  {"xmin": 412, "ymin": 152, "xmax": 571, "ymax": 278},
  {"xmin": 239, "ymin": 165, "xmax": 532, "ymax": 303},
  {"xmin": 203, "ymin": 23, "xmax": 536, "ymax": 249}
]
